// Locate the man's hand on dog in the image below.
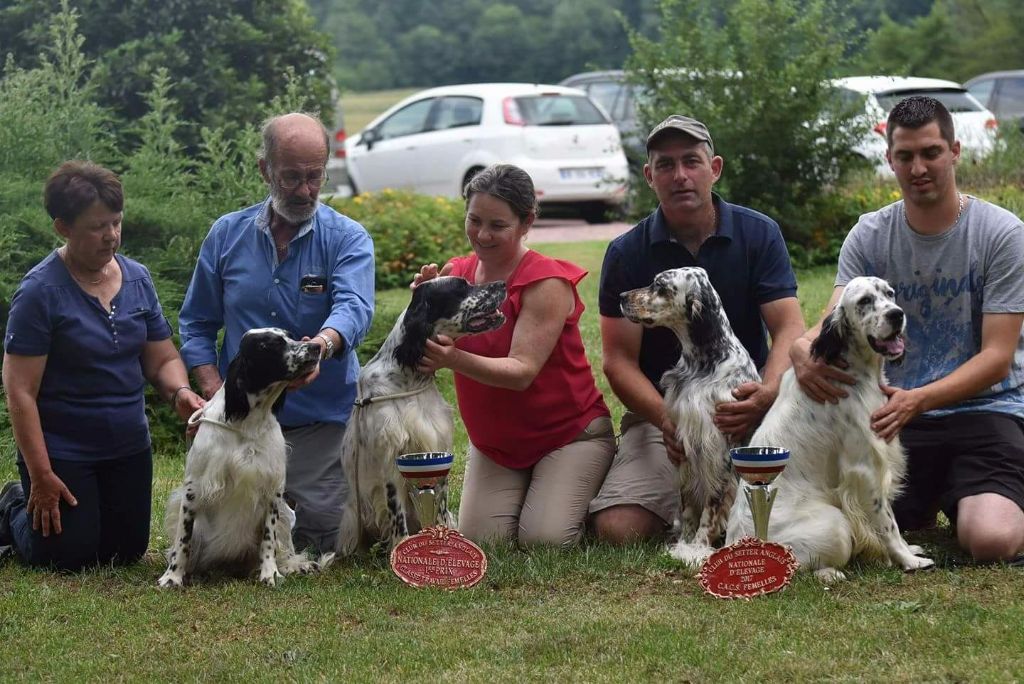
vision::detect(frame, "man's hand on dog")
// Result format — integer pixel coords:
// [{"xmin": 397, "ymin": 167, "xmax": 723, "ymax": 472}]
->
[
  {"xmin": 660, "ymin": 417, "xmax": 686, "ymax": 465},
  {"xmin": 715, "ymin": 381, "xmax": 774, "ymax": 440}
]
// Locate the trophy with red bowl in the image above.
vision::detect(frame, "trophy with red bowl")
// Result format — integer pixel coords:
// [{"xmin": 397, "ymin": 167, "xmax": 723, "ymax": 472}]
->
[
  {"xmin": 698, "ymin": 446, "xmax": 799, "ymax": 599},
  {"xmin": 390, "ymin": 452, "xmax": 487, "ymax": 589}
]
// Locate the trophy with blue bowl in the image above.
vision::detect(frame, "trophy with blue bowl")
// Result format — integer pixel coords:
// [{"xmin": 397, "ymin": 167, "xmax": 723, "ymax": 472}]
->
[
  {"xmin": 698, "ymin": 446, "xmax": 799, "ymax": 599},
  {"xmin": 390, "ymin": 452, "xmax": 487, "ymax": 589}
]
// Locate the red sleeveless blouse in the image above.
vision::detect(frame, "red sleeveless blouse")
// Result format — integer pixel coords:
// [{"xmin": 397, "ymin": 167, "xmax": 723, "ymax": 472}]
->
[{"xmin": 448, "ymin": 250, "xmax": 609, "ymax": 469}]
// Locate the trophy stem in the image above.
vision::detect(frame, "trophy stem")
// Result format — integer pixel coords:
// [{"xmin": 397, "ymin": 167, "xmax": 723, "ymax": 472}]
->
[
  {"xmin": 407, "ymin": 483, "xmax": 440, "ymax": 528},
  {"xmin": 744, "ymin": 484, "xmax": 777, "ymax": 541}
]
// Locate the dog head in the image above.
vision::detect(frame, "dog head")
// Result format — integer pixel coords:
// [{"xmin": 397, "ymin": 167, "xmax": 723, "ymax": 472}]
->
[
  {"xmin": 812, "ymin": 276, "xmax": 906, "ymax": 366},
  {"xmin": 394, "ymin": 276, "xmax": 507, "ymax": 369},
  {"xmin": 224, "ymin": 327, "xmax": 322, "ymax": 421},
  {"xmin": 620, "ymin": 267, "xmax": 727, "ymax": 351}
]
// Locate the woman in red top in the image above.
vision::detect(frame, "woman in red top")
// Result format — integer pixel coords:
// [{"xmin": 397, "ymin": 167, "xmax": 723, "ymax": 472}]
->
[{"xmin": 415, "ymin": 164, "xmax": 614, "ymax": 548}]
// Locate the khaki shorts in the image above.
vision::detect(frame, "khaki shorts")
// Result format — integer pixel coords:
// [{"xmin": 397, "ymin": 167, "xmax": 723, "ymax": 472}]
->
[{"xmin": 588, "ymin": 412, "xmax": 680, "ymax": 525}]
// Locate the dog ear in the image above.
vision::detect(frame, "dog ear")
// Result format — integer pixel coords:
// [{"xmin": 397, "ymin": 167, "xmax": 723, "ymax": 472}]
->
[
  {"xmin": 223, "ymin": 354, "xmax": 251, "ymax": 421},
  {"xmin": 394, "ymin": 300, "xmax": 433, "ymax": 370},
  {"xmin": 687, "ymin": 287, "xmax": 724, "ymax": 351},
  {"xmin": 811, "ymin": 306, "xmax": 848, "ymax": 365}
]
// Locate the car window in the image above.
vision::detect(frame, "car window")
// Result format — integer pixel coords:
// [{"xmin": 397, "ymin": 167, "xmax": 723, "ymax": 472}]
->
[
  {"xmin": 966, "ymin": 79, "xmax": 995, "ymax": 108},
  {"xmin": 585, "ymin": 82, "xmax": 624, "ymax": 118},
  {"xmin": 433, "ymin": 96, "xmax": 483, "ymax": 130},
  {"xmin": 875, "ymin": 89, "xmax": 984, "ymax": 114},
  {"xmin": 514, "ymin": 95, "xmax": 607, "ymax": 126},
  {"xmin": 377, "ymin": 98, "xmax": 435, "ymax": 140},
  {"xmin": 996, "ymin": 77, "xmax": 1024, "ymax": 117}
]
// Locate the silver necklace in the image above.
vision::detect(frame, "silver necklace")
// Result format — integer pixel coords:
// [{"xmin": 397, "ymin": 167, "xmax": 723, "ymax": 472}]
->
[{"xmin": 953, "ymin": 192, "xmax": 965, "ymax": 226}]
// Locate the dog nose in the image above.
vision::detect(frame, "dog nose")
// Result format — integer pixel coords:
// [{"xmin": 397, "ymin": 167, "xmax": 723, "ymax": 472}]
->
[{"xmin": 886, "ymin": 309, "xmax": 905, "ymax": 328}]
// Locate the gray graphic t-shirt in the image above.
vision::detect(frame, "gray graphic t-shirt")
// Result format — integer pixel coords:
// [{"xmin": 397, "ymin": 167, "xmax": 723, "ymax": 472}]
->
[{"xmin": 836, "ymin": 196, "xmax": 1024, "ymax": 418}]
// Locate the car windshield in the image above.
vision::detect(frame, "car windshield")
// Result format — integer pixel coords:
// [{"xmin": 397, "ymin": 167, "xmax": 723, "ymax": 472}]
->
[
  {"xmin": 875, "ymin": 88, "xmax": 985, "ymax": 114},
  {"xmin": 514, "ymin": 95, "xmax": 608, "ymax": 126}
]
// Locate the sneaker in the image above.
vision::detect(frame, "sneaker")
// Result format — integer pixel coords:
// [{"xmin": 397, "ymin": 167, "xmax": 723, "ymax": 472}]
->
[{"xmin": 0, "ymin": 481, "xmax": 25, "ymax": 546}]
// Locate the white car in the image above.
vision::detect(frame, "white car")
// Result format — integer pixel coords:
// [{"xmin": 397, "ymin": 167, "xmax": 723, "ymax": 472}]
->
[
  {"xmin": 833, "ymin": 76, "xmax": 998, "ymax": 173},
  {"xmin": 345, "ymin": 83, "xmax": 629, "ymax": 222}
]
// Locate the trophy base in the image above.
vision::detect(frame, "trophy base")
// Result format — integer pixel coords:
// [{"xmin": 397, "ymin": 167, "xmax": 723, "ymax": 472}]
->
[
  {"xmin": 697, "ymin": 536, "xmax": 799, "ymax": 599},
  {"xmin": 390, "ymin": 526, "xmax": 488, "ymax": 589}
]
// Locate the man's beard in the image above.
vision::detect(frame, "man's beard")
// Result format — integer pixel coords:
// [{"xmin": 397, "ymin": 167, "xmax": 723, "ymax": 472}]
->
[{"xmin": 270, "ymin": 183, "xmax": 318, "ymax": 225}]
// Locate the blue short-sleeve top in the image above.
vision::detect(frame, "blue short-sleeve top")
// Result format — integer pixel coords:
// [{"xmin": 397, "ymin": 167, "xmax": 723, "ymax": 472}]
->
[{"xmin": 4, "ymin": 251, "xmax": 173, "ymax": 460}]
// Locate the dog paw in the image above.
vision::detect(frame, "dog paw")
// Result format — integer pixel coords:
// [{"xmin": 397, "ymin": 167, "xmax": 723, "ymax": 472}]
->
[
  {"xmin": 814, "ymin": 567, "xmax": 847, "ymax": 584},
  {"xmin": 901, "ymin": 555, "xmax": 935, "ymax": 572},
  {"xmin": 906, "ymin": 544, "xmax": 926, "ymax": 555},
  {"xmin": 157, "ymin": 571, "xmax": 185, "ymax": 589},
  {"xmin": 666, "ymin": 541, "xmax": 713, "ymax": 569},
  {"xmin": 258, "ymin": 568, "xmax": 284, "ymax": 587}
]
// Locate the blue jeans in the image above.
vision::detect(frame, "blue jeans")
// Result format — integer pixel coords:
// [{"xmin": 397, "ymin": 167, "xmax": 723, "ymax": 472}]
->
[{"xmin": 9, "ymin": 449, "xmax": 152, "ymax": 571}]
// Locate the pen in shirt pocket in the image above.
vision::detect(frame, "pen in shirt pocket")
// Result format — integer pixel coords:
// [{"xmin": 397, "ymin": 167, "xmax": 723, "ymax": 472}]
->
[{"xmin": 300, "ymin": 274, "xmax": 326, "ymax": 294}]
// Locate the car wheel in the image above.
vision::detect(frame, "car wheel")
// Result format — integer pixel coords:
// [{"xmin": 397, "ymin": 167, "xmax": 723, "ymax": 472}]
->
[
  {"xmin": 462, "ymin": 167, "xmax": 485, "ymax": 193},
  {"xmin": 580, "ymin": 202, "xmax": 612, "ymax": 224}
]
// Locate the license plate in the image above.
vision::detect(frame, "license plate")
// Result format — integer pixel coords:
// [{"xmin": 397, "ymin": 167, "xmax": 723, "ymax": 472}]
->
[{"xmin": 559, "ymin": 167, "xmax": 604, "ymax": 180}]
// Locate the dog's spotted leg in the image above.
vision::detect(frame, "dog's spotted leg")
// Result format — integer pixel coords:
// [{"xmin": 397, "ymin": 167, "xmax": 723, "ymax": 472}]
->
[
  {"xmin": 876, "ymin": 501, "xmax": 934, "ymax": 572},
  {"xmin": 158, "ymin": 482, "xmax": 196, "ymax": 588},
  {"xmin": 274, "ymin": 493, "xmax": 323, "ymax": 575},
  {"xmin": 385, "ymin": 482, "xmax": 409, "ymax": 549},
  {"xmin": 258, "ymin": 502, "xmax": 284, "ymax": 587}
]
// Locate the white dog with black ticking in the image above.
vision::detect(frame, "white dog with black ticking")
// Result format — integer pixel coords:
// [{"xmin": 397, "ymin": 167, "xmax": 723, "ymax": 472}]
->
[
  {"xmin": 727, "ymin": 277, "xmax": 935, "ymax": 582},
  {"xmin": 336, "ymin": 276, "xmax": 506, "ymax": 555},
  {"xmin": 620, "ymin": 266, "xmax": 760, "ymax": 566},
  {"xmin": 158, "ymin": 328, "xmax": 329, "ymax": 588}
]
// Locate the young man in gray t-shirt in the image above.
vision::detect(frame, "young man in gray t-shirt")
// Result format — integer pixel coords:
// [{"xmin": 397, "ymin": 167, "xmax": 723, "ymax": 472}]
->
[{"xmin": 792, "ymin": 96, "xmax": 1024, "ymax": 564}]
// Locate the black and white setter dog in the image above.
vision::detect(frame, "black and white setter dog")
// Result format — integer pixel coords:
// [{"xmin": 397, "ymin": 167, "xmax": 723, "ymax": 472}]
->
[
  {"xmin": 336, "ymin": 276, "xmax": 506, "ymax": 555},
  {"xmin": 621, "ymin": 267, "xmax": 759, "ymax": 566},
  {"xmin": 158, "ymin": 328, "xmax": 328, "ymax": 588},
  {"xmin": 727, "ymin": 277, "xmax": 934, "ymax": 581}
]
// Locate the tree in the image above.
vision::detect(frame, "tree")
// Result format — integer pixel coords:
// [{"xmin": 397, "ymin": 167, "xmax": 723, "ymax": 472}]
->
[
  {"xmin": 0, "ymin": 0, "xmax": 335, "ymax": 148},
  {"xmin": 626, "ymin": 0, "xmax": 863, "ymax": 239}
]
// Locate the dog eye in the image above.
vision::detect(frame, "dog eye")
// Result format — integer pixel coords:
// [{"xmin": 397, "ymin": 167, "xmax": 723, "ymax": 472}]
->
[{"xmin": 858, "ymin": 296, "xmax": 872, "ymax": 306}]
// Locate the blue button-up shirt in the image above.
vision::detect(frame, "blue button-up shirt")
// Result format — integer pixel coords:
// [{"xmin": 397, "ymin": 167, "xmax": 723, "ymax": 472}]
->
[
  {"xmin": 599, "ymin": 194, "xmax": 798, "ymax": 390},
  {"xmin": 178, "ymin": 199, "xmax": 374, "ymax": 427},
  {"xmin": 4, "ymin": 252, "xmax": 172, "ymax": 460}
]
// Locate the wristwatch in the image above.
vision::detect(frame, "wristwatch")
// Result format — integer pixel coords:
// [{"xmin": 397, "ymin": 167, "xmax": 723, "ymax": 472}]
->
[{"xmin": 316, "ymin": 332, "xmax": 335, "ymax": 359}]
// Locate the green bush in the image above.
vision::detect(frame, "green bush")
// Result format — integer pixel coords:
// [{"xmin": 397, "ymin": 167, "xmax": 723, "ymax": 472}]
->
[{"xmin": 327, "ymin": 190, "xmax": 467, "ymax": 290}]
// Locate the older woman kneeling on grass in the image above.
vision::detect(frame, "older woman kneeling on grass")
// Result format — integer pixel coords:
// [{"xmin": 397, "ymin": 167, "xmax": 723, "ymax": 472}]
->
[{"xmin": 0, "ymin": 161, "xmax": 203, "ymax": 571}]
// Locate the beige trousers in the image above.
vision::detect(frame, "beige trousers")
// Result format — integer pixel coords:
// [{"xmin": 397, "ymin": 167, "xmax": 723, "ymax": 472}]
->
[{"xmin": 457, "ymin": 416, "xmax": 615, "ymax": 548}]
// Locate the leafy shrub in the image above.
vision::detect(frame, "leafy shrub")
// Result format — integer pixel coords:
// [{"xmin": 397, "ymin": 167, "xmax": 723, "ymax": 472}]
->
[
  {"xmin": 327, "ymin": 190, "xmax": 467, "ymax": 290},
  {"xmin": 626, "ymin": 0, "xmax": 865, "ymax": 244}
]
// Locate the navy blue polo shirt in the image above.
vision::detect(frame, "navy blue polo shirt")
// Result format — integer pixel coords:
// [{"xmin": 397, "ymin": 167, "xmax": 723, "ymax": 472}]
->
[
  {"xmin": 4, "ymin": 251, "xmax": 173, "ymax": 460},
  {"xmin": 599, "ymin": 195, "xmax": 797, "ymax": 391}
]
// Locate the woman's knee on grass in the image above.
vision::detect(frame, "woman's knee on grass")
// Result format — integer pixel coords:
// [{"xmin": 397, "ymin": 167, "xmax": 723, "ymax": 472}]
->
[
  {"xmin": 956, "ymin": 493, "xmax": 1024, "ymax": 562},
  {"xmin": 591, "ymin": 505, "xmax": 667, "ymax": 545}
]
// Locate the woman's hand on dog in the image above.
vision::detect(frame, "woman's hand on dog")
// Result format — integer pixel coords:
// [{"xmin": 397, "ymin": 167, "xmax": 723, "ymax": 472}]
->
[
  {"xmin": 417, "ymin": 335, "xmax": 458, "ymax": 374},
  {"xmin": 411, "ymin": 262, "xmax": 454, "ymax": 289}
]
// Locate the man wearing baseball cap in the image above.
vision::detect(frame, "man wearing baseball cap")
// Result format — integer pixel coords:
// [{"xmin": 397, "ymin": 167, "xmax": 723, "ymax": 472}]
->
[{"xmin": 590, "ymin": 114, "xmax": 806, "ymax": 544}]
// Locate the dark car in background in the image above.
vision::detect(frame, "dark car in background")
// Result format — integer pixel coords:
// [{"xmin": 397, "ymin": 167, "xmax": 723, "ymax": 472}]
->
[
  {"xmin": 558, "ymin": 70, "xmax": 644, "ymax": 162},
  {"xmin": 965, "ymin": 70, "xmax": 1024, "ymax": 132}
]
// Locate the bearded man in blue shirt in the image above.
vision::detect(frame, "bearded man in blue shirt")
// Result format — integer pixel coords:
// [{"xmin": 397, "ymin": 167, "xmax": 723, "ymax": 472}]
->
[{"xmin": 179, "ymin": 112, "xmax": 375, "ymax": 554}]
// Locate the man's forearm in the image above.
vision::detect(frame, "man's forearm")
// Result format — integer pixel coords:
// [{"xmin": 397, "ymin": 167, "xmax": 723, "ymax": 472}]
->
[{"xmin": 192, "ymin": 364, "xmax": 223, "ymax": 400}]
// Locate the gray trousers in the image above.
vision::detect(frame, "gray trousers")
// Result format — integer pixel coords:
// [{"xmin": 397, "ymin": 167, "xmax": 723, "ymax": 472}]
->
[{"xmin": 283, "ymin": 422, "xmax": 347, "ymax": 554}]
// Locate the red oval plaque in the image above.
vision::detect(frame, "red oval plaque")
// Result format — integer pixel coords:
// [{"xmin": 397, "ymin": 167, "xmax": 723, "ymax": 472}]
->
[
  {"xmin": 390, "ymin": 526, "xmax": 488, "ymax": 589},
  {"xmin": 697, "ymin": 537, "xmax": 799, "ymax": 599}
]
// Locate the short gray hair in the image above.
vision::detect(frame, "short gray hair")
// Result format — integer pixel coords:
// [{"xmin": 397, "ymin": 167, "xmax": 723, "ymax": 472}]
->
[{"xmin": 258, "ymin": 112, "xmax": 330, "ymax": 165}]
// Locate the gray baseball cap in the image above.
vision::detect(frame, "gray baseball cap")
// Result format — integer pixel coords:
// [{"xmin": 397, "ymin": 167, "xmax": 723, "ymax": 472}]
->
[{"xmin": 646, "ymin": 115, "xmax": 715, "ymax": 154}]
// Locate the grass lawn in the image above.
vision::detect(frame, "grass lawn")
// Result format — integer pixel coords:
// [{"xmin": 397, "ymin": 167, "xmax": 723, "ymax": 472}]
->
[
  {"xmin": 340, "ymin": 88, "xmax": 420, "ymax": 134},
  {"xmin": 1, "ymin": 241, "xmax": 1022, "ymax": 682}
]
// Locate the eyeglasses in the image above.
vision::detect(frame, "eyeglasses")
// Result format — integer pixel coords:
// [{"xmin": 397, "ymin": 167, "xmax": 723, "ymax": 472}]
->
[{"xmin": 276, "ymin": 169, "xmax": 329, "ymax": 190}]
